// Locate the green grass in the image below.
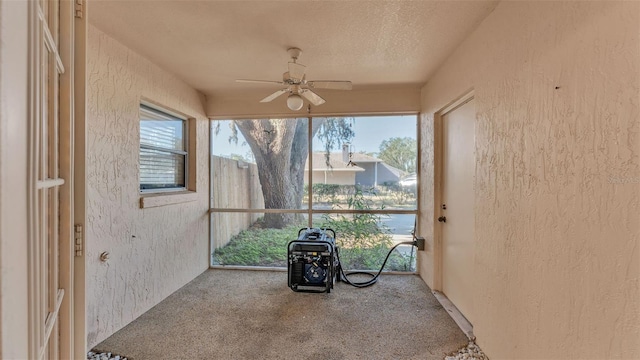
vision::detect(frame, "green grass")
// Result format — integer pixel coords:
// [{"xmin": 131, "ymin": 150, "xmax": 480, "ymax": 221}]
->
[
  {"xmin": 212, "ymin": 222, "xmax": 414, "ymax": 271},
  {"xmin": 212, "ymin": 225, "xmax": 300, "ymax": 267}
]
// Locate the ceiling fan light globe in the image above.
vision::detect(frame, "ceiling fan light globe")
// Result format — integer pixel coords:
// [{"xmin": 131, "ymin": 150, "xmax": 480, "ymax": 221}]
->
[{"xmin": 287, "ymin": 94, "xmax": 304, "ymax": 111}]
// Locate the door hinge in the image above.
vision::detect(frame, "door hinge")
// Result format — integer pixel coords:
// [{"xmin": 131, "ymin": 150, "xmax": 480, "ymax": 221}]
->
[
  {"xmin": 74, "ymin": 224, "xmax": 83, "ymax": 257},
  {"xmin": 74, "ymin": 0, "xmax": 83, "ymax": 19}
]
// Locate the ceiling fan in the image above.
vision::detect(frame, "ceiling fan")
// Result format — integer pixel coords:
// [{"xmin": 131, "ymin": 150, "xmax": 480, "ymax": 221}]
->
[{"xmin": 236, "ymin": 47, "xmax": 352, "ymax": 111}]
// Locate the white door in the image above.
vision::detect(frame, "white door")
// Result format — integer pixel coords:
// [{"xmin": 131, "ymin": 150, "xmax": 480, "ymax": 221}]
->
[{"xmin": 440, "ymin": 97, "xmax": 476, "ymax": 323}]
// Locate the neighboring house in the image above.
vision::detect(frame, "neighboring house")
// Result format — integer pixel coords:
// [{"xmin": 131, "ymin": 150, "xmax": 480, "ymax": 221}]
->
[
  {"xmin": 304, "ymin": 152, "xmax": 404, "ymax": 186},
  {"xmin": 304, "ymin": 152, "xmax": 364, "ymax": 185},
  {"xmin": 348, "ymin": 153, "xmax": 407, "ymax": 187}
]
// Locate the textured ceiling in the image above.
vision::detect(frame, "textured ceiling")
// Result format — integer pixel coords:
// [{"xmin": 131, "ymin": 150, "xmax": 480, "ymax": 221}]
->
[{"xmin": 90, "ymin": 0, "xmax": 498, "ymax": 100}]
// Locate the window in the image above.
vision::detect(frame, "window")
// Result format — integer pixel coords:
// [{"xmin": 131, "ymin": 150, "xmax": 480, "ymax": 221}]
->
[
  {"xmin": 139, "ymin": 104, "xmax": 187, "ymax": 191},
  {"xmin": 210, "ymin": 115, "xmax": 419, "ymax": 271}
]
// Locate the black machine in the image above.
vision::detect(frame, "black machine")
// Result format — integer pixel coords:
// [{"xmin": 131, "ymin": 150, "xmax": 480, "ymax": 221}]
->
[{"xmin": 288, "ymin": 228, "xmax": 339, "ymax": 293}]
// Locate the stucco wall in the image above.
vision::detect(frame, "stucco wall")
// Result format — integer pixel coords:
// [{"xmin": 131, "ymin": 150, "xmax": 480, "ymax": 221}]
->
[
  {"xmin": 419, "ymin": 1, "xmax": 639, "ymax": 358},
  {"xmin": 0, "ymin": 1, "xmax": 30, "ymax": 357},
  {"xmin": 86, "ymin": 26, "xmax": 210, "ymax": 347},
  {"xmin": 207, "ymin": 86, "xmax": 422, "ymax": 119},
  {"xmin": 417, "ymin": 112, "xmax": 436, "ymax": 289}
]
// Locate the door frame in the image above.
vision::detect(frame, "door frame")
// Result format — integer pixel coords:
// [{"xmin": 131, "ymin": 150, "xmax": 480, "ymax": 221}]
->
[
  {"xmin": 72, "ymin": 0, "xmax": 88, "ymax": 356},
  {"xmin": 25, "ymin": 0, "xmax": 87, "ymax": 357},
  {"xmin": 433, "ymin": 89, "xmax": 475, "ymax": 292}
]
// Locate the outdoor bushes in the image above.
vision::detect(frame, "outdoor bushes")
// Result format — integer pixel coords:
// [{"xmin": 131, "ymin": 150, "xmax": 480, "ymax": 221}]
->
[
  {"xmin": 319, "ymin": 187, "xmax": 413, "ymax": 271},
  {"xmin": 306, "ymin": 184, "xmax": 357, "ymax": 204}
]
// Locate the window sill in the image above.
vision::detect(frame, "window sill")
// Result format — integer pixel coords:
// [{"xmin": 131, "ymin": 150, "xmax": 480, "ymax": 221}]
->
[{"xmin": 140, "ymin": 191, "xmax": 198, "ymax": 209}]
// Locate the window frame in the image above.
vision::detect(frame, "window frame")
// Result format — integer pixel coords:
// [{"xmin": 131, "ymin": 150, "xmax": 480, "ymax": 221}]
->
[
  {"xmin": 139, "ymin": 102, "xmax": 189, "ymax": 194},
  {"xmin": 209, "ymin": 114, "xmax": 421, "ymax": 270}
]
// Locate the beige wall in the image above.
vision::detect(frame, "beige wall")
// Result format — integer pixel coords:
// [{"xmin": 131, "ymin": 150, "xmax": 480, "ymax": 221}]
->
[
  {"xmin": 419, "ymin": 1, "xmax": 639, "ymax": 358},
  {"xmin": 211, "ymin": 156, "xmax": 264, "ymax": 249},
  {"xmin": 207, "ymin": 85, "xmax": 421, "ymax": 119},
  {"xmin": 306, "ymin": 170, "xmax": 357, "ymax": 186},
  {"xmin": 86, "ymin": 26, "xmax": 210, "ymax": 347},
  {"xmin": 417, "ymin": 111, "xmax": 437, "ymax": 288},
  {"xmin": 0, "ymin": 1, "xmax": 30, "ymax": 358}
]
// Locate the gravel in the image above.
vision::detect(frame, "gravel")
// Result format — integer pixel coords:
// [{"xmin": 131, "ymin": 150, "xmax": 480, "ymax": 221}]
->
[
  {"xmin": 87, "ymin": 351, "xmax": 128, "ymax": 360},
  {"xmin": 89, "ymin": 341, "xmax": 486, "ymax": 360},
  {"xmin": 445, "ymin": 340, "xmax": 489, "ymax": 360}
]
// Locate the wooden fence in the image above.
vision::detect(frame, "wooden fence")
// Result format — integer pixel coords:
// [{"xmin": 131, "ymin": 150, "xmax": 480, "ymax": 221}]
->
[{"xmin": 211, "ymin": 156, "xmax": 264, "ymax": 249}]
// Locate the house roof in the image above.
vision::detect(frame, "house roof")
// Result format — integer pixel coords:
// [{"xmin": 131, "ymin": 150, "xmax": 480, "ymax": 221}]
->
[
  {"xmin": 348, "ymin": 153, "xmax": 383, "ymax": 163},
  {"xmin": 305, "ymin": 153, "xmax": 365, "ymax": 172},
  {"xmin": 378, "ymin": 162, "xmax": 407, "ymax": 178}
]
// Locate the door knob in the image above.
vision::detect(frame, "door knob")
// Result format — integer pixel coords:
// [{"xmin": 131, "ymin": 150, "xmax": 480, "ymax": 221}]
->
[{"xmin": 438, "ymin": 216, "xmax": 446, "ymax": 223}]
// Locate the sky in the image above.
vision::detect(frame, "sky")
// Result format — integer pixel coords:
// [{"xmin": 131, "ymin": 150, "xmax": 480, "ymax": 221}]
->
[{"xmin": 211, "ymin": 115, "xmax": 417, "ymax": 160}]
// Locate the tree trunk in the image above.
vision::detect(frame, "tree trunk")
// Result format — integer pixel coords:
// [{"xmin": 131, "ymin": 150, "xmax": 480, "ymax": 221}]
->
[
  {"xmin": 290, "ymin": 119, "xmax": 324, "ymax": 210},
  {"xmin": 235, "ymin": 118, "xmax": 326, "ymax": 228}
]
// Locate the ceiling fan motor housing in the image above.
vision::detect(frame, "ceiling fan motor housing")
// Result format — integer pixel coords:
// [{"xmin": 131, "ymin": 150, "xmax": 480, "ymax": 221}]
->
[{"xmin": 282, "ymin": 72, "xmax": 302, "ymax": 85}]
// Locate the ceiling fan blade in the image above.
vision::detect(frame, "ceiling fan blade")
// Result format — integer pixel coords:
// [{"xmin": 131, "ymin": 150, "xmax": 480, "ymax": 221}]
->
[
  {"xmin": 300, "ymin": 89, "xmax": 326, "ymax": 106},
  {"xmin": 288, "ymin": 62, "xmax": 306, "ymax": 80},
  {"xmin": 260, "ymin": 89, "xmax": 288, "ymax": 103},
  {"xmin": 236, "ymin": 79, "xmax": 284, "ymax": 85},
  {"xmin": 307, "ymin": 81, "xmax": 352, "ymax": 90}
]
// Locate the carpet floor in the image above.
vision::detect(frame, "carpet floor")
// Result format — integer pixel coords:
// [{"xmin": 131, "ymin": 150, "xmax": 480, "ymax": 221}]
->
[{"xmin": 93, "ymin": 269, "xmax": 468, "ymax": 360}]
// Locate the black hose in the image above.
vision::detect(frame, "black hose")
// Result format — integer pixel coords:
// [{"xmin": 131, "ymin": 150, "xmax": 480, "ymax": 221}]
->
[{"xmin": 336, "ymin": 240, "xmax": 416, "ymax": 288}]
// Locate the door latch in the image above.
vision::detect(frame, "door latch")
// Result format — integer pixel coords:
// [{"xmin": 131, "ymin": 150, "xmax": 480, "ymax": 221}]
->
[{"xmin": 437, "ymin": 216, "xmax": 447, "ymax": 223}]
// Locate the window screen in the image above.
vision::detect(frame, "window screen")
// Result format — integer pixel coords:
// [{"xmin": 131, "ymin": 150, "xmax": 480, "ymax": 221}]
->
[{"xmin": 139, "ymin": 105, "xmax": 187, "ymax": 191}]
